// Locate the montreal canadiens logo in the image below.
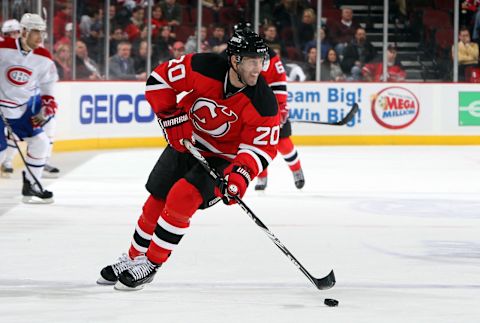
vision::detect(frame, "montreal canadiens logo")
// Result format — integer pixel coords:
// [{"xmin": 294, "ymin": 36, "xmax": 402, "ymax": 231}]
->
[
  {"xmin": 371, "ymin": 86, "xmax": 420, "ymax": 129},
  {"xmin": 6, "ymin": 66, "xmax": 32, "ymax": 86},
  {"xmin": 190, "ymin": 98, "xmax": 238, "ymax": 137}
]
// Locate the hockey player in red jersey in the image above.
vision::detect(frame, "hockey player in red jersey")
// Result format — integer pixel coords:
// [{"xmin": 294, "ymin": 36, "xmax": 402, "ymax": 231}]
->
[
  {"xmin": 233, "ymin": 23, "xmax": 305, "ymax": 191},
  {"xmin": 98, "ymin": 29, "xmax": 279, "ymax": 290}
]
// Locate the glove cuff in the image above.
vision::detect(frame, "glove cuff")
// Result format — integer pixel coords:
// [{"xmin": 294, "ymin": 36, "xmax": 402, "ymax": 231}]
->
[
  {"xmin": 160, "ymin": 113, "xmax": 189, "ymax": 129},
  {"xmin": 231, "ymin": 165, "xmax": 252, "ymax": 187}
]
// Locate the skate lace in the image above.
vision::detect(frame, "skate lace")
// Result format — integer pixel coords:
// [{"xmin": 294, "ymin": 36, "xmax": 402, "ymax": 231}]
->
[
  {"xmin": 112, "ymin": 253, "xmax": 133, "ymax": 276},
  {"xmin": 128, "ymin": 256, "xmax": 157, "ymax": 280}
]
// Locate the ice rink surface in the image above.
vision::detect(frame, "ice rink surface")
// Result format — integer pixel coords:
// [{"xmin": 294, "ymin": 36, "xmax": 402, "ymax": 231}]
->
[{"xmin": 1, "ymin": 146, "xmax": 480, "ymax": 323}]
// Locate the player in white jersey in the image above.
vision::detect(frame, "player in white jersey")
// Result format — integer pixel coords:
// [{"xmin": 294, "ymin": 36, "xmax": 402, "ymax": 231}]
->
[
  {"xmin": 0, "ymin": 13, "xmax": 59, "ymax": 203},
  {"xmin": 0, "ymin": 18, "xmax": 60, "ymax": 178}
]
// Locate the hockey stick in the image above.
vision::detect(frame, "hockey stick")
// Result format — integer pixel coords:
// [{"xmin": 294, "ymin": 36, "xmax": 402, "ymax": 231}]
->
[
  {"xmin": 0, "ymin": 108, "xmax": 46, "ymax": 192},
  {"xmin": 183, "ymin": 140, "xmax": 336, "ymax": 290},
  {"xmin": 292, "ymin": 102, "xmax": 359, "ymax": 126}
]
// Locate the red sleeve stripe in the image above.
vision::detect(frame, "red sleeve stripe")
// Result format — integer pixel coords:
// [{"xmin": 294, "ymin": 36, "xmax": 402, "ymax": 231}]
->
[
  {"xmin": 238, "ymin": 144, "xmax": 273, "ymax": 173},
  {"xmin": 269, "ymin": 81, "xmax": 287, "ymax": 87}
]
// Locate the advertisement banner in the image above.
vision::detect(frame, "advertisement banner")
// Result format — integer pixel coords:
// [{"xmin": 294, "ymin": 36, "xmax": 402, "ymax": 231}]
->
[{"xmin": 52, "ymin": 81, "xmax": 480, "ymax": 147}]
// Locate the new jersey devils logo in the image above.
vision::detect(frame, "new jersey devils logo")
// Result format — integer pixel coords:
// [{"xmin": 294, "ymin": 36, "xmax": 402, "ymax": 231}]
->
[
  {"xmin": 6, "ymin": 66, "xmax": 32, "ymax": 86},
  {"xmin": 190, "ymin": 98, "xmax": 238, "ymax": 137}
]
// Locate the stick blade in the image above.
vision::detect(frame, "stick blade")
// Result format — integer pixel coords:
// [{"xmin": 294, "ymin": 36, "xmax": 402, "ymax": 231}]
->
[
  {"xmin": 314, "ymin": 270, "xmax": 336, "ymax": 290},
  {"xmin": 336, "ymin": 103, "xmax": 359, "ymax": 125}
]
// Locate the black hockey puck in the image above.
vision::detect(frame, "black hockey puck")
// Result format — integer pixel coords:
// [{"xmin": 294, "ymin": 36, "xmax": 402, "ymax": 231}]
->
[{"xmin": 324, "ymin": 298, "xmax": 339, "ymax": 307}]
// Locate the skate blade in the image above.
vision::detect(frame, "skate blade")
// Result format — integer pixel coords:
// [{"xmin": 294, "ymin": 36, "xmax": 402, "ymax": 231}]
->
[
  {"xmin": 96, "ymin": 277, "xmax": 117, "ymax": 285},
  {"xmin": 42, "ymin": 172, "xmax": 60, "ymax": 179},
  {"xmin": 22, "ymin": 196, "xmax": 54, "ymax": 204},
  {"xmin": 1, "ymin": 172, "xmax": 13, "ymax": 178},
  {"xmin": 114, "ymin": 281, "xmax": 145, "ymax": 291}
]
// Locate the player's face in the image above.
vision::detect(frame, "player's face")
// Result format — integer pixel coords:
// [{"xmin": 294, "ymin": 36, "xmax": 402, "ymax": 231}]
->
[
  {"xmin": 25, "ymin": 30, "xmax": 43, "ymax": 49},
  {"xmin": 5, "ymin": 30, "xmax": 21, "ymax": 39},
  {"xmin": 237, "ymin": 56, "xmax": 264, "ymax": 86}
]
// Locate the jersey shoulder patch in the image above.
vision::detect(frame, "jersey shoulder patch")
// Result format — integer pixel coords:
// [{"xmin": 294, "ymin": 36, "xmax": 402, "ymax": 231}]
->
[
  {"xmin": 243, "ymin": 75, "xmax": 278, "ymax": 117},
  {"xmin": 33, "ymin": 47, "xmax": 53, "ymax": 60},
  {"xmin": 191, "ymin": 53, "xmax": 229, "ymax": 82}
]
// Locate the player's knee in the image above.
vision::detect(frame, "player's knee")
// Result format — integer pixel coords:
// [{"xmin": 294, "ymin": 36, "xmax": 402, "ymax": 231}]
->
[
  {"xmin": 164, "ymin": 178, "xmax": 203, "ymax": 223},
  {"xmin": 27, "ymin": 132, "xmax": 49, "ymax": 158},
  {"xmin": 141, "ymin": 195, "xmax": 166, "ymax": 226}
]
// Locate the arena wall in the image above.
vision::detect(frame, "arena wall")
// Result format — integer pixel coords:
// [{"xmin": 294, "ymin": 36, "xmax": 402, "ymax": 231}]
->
[{"xmin": 53, "ymin": 81, "xmax": 480, "ymax": 151}]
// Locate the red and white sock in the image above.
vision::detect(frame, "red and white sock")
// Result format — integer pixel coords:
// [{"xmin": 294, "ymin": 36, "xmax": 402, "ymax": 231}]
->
[
  {"xmin": 278, "ymin": 137, "xmax": 301, "ymax": 172},
  {"xmin": 146, "ymin": 179, "xmax": 202, "ymax": 264}
]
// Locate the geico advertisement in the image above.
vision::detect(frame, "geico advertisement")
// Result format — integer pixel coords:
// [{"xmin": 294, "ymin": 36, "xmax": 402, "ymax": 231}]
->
[
  {"xmin": 287, "ymin": 82, "xmax": 434, "ymax": 135},
  {"xmin": 54, "ymin": 82, "xmax": 159, "ymax": 139}
]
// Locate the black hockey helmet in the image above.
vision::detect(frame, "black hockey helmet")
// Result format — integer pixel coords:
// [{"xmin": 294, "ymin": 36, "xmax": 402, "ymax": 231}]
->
[
  {"xmin": 233, "ymin": 22, "xmax": 253, "ymax": 33},
  {"xmin": 226, "ymin": 29, "xmax": 268, "ymax": 60}
]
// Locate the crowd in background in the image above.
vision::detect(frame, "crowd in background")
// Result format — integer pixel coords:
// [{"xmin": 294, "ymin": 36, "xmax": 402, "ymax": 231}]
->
[{"xmin": 3, "ymin": 0, "xmax": 480, "ymax": 82}]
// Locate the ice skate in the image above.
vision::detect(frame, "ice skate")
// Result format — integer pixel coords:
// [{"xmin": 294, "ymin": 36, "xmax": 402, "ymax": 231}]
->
[
  {"xmin": 21, "ymin": 171, "xmax": 54, "ymax": 204},
  {"xmin": 1, "ymin": 162, "xmax": 13, "ymax": 177},
  {"xmin": 114, "ymin": 256, "xmax": 161, "ymax": 291},
  {"xmin": 43, "ymin": 164, "xmax": 60, "ymax": 178},
  {"xmin": 97, "ymin": 253, "xmax": 135, "ymax": 285},
  {"xmin": 293, "ymin": 169, "xmax": 305, "ymax": 189},
  {"xmin": 255, "ymin": 176, "xmax": 268, "ymax": 191}
]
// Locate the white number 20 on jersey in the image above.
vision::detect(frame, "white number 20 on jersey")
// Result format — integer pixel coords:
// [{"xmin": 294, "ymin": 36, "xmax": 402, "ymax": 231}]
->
[{"xmin": 253, "ymin": 126, "xmax": 280, "ymax": 145}]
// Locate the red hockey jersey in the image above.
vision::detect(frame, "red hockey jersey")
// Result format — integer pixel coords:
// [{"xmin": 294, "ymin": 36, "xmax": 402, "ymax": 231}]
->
[
  {"xmin": 262, "ymin": 48, "xmax": 288, "ymax": 113},
  {"xmin": 145, "ymin": 53, "xmax": 279, "ymax": 178}
]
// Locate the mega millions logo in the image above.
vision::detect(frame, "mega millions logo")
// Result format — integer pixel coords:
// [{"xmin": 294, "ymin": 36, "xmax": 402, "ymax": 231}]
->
[
  {"xmin": 458, "ymin": 92, "xmax": 480, "ymax": 126},
  {"xmin": 371, "ymin": 87, "xmax": 420, "ymax": 129}
]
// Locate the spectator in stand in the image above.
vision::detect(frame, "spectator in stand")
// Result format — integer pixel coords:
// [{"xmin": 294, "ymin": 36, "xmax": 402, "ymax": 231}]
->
[
  {"xmin": 134, "ymin": 40, "xmax": 148, "ymax": 74},
  {"xmin": 125, "ymin": 6, "xmax": 145, "ymax": 42},
  {"xmin": 297, "ymin": 8, "xmax": 316, "ymax": 51},
  {"xmin": 157, "ymin": 25, "xmax": 177, "ymax": 63},
  {"xmin": 161, "ymin": 0, "xmax": 182, "ymax": 27},
  {"xmin": 171, "ymin": 41, "xmax": 186, "ymax": 60},
  {"xmin": 185, "ymin": 26, "xmax": 211, "ymax": 54},
  {"xmin": 304, "ymin": 46, "xmax": 317, "ymax": 80},
  {"xmin": 462, "ymin": 1, "xmax": 480, "ymax": 30},
  {"xmin": 263, "ymin": 23, "xmax": 287, "ymax": 57},
  {"xmin": 109, "ymin": 41, "xmax": 147, "ymax": 80},
  {"xmin": 329, "ymin": 7, "xmax": 360, "ymax": 60},
  {"xmin": 53, "ymin": 2, "xmax": 72, "ymax": 42},
  {"xmin": 341, "ymin": 27, "xmax": 377, "ymax": 81},
  {"xmin": 203, "ymin": 0, "xmax": 223, "ymax": 23},
  {"xmin": 303, "ymin": 27, "xmax": 332, "ymax": 61},
  {"xmin": 454, "ymin": 27, "xmax": 479, "ymax": 81},
  {"xmin": 362, "ymin": 44, "xmax": 406, "ymax": 82},
  {"xmin": 54, "ymin": 22, "xmax": 72, "ymax": 51},
  {"xmin": 273, "ymin": 0, "xmax": 304, "ymax": 33},
  {"xmin": 54, "ymin": 44, "xmax": 72, "ymax": 80},
  {"xmin": 321, "ymin": 48, "xmax": 346, "ymax": 81},
  {"xmin": 79, "ymin": 6, "xmax": 104, "ymax": 41},
  {"xmin": 152, "ymin": 5, "xmax": 168, "ymax": 38},
  {"xmin": 271, "ymin": 44, "xmax": 306, "ymax": 82},
  {"xmin": 80, "ymin": 7, "xmax": 104, "ymax": 64},
  {"xmin": 75, "ymin": 40, "xmax": 103, "ymax": 80},
  {"xmin": 208, "ymin": 24, "xmax": 229, "ymax": 54},
  {"xmin": 110, "ymin": 26, "xmax": 128, "ymax": 56}
]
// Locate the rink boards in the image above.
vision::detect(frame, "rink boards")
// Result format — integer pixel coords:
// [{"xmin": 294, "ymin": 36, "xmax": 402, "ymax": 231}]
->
[{"xmin": 52, "ymin": 81, "xmax": 480, "ymax": 151}]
